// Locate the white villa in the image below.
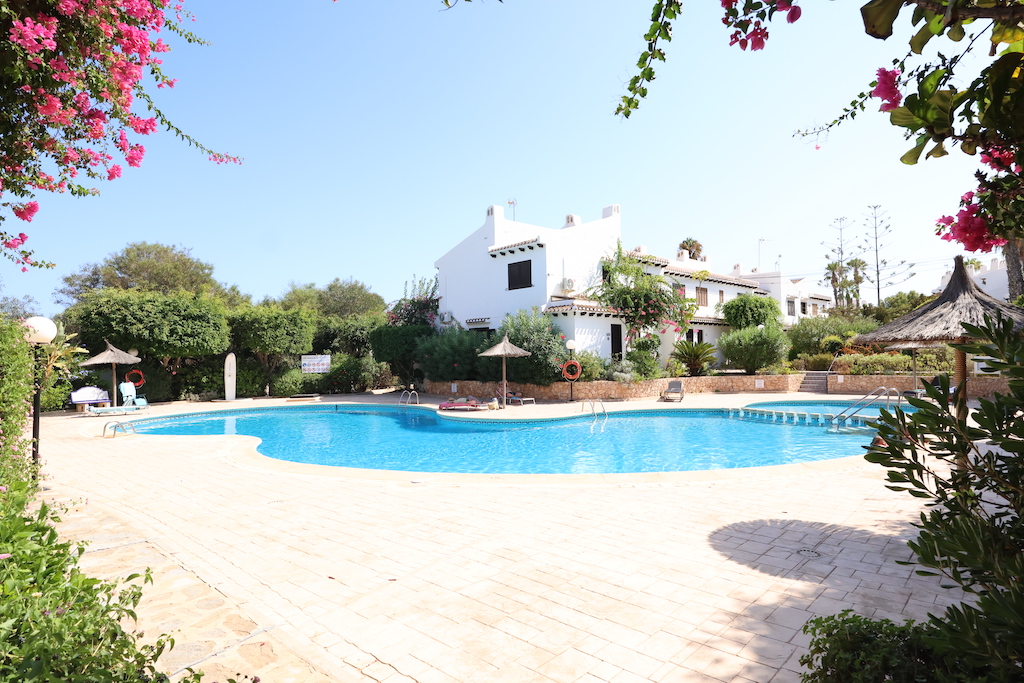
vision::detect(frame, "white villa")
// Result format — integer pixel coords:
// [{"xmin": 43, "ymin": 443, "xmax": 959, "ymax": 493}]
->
[
  {"xmin": 731, "ymin": 268, "xmax": 832, "ymax": 327},
  {"xmin": 434, "ymin": 204, "xmax": 821, "ymax": 362}
]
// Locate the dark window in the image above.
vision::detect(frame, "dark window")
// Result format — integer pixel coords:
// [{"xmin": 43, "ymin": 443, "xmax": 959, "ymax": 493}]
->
[
  {"xmin": 508, "ymin": 260, "xmax": 532, "ymax": 290},
  {"xmin": 787, "ymin": 300, "xmax": 796, "ymax": 316},
  {"xmin": 800, "ymin": 301, "xmax": 808, "ymax": 315},
  {"xmin": 601, "ymin": 264, "xmax": 610, "ymax": 283},
  {"xmin": 696, "ymin": 287, "xmax": 708, "ymax": 307},
  {"xmin": 610, "ymin": 324, "xmax": 623, "ymax": 358},
  {"xmin": 719, "ymin": 290, "xmax": 725, "ymax": 304},
  {"xmin": 686, "ymin": 329, "xmax": 694, "ymax": 342},
  {"xmin": 697, "ymin": 329, "xmax": 704, "ymax": 343}
]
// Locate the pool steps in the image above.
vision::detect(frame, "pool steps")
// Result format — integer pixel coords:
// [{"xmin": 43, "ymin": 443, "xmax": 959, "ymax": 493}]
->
[{"xmin": 726, "ymin": 407, "xmax": 874, "ymax": 428}]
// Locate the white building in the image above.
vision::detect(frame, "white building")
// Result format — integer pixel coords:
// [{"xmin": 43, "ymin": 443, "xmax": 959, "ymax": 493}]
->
[
  {"xmin": 937, "ymin": 257, "xmax": 1010, "ymax": 301},
  {"xmin": 731, "ymin": 268, "xmax": 832, "ymax": 327},
  {"xmin": 434, "ymin": 204, "xmax": 766, "ymax": 362}
]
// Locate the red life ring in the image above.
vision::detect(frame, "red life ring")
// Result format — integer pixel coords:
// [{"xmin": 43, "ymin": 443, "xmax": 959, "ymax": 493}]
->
[
  {"xmin": 561, "ymin": 360, "xmax": 582, "ymax": 381},
  {"xmin": 125, "ymin": 369, "xmax": 145, "ymax": 387}
]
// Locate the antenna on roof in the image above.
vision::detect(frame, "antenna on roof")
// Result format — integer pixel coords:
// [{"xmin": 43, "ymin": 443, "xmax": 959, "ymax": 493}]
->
[{"xmin": 507, "ymin": 197, "xmax": 517, "ymax": 221}]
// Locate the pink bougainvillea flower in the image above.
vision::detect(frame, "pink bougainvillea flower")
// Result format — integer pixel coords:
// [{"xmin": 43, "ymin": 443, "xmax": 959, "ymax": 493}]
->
[
  {"xmin": 871, "ymin": 68, "xmax": 902, "ymax": 112},
  {"xmin": 787, "ymin": 5, "xmax": 802, "ymax": 22},
  {"xmin": 13, "ymin": 201, "xmax": 39, "ymax": 222},
  {"xmin": 0, "ymin": 554, "xmax": 11, "ymax": 560}
]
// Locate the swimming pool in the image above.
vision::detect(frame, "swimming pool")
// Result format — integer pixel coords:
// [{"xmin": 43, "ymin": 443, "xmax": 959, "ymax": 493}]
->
[
  {"xmin": 130, "ymin": 405, "xmax": 872, "ymax": 475},
  {"xmin": 744, "ymin": 400, "xmax": 916, "ymax": 419}
]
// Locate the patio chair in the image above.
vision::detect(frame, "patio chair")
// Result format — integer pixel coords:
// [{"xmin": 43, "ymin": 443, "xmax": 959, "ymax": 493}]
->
[
  {"xmin": 661, "ymin": 380, "xmax": 684, "ymax": 402},
  {"xmin": 439, "ymin": 396, "xmax": 489, "ymax": 411},
  {"xmin": 496, "ymin": 384, "xmax": 535, "ymax": 406},
  {"xmin": 85, "ymin": 382, "xmax": 148, "ymax": 415}
]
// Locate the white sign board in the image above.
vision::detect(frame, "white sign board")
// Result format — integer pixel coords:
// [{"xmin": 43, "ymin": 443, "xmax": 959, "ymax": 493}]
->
[
  {"xmin": 224, "ymin": 352, "xmax": 237, "ymax": 401},
  {"xmin": 301, "ymin": 355, "xmax": 331, "ymax": 374}
]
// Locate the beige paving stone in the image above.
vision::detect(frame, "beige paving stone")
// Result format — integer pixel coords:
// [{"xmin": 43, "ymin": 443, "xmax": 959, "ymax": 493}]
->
[{"xmin": 39, "ymin": 394, "xmax": 976, "ymax": 683}]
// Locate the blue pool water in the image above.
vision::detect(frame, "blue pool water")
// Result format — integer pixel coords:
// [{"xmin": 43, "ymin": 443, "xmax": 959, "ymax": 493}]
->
[
  {"xmin": 745, "ymin": 400, "xmax": 916, "ymax": 418},
  {"xmin": 130, "ymin": 405, "xmax": 873, "ymax": 475}
]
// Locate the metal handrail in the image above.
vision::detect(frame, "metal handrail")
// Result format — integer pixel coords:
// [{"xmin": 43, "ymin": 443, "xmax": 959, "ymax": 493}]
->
[
  {"xmin": 398, "ymin": 389, "xmax": 419, "ymax": 405},
  {"xmin": 102, "ymin": 421, "xmax": 136, "ymax": 438},
  {"xmin": 832, "ymin": 386, "xmax": 902, "ymax": 425},
  {"xmin": 580, "ymin": 398, "xmax": 607, "ymax": 416}
]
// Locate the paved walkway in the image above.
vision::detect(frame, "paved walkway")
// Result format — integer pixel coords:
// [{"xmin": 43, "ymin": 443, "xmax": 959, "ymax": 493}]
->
[{"xmin": 39, "ymin": 393, "xmax": 965, "ymax": 683}]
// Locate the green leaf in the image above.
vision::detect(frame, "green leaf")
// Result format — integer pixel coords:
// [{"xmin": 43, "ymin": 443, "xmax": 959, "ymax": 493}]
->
[
  {"xmin": 889, "ymin": 106, "xmax": 926, "ymax": 130},
  {"xmin": 899, "ymin": 136, "xmax": 928, "ymax": 165},
  {"xmin": 860, "ymin": 0, "xmax": 905, "ymax": 39},
  {"xmin": 919, "ymin": 68, "xmax": 947, "ymax": 100},
  {"xmin": 910, "ymin": 23, "xmax": 934, "ymax": 54},
  {"xmin": 948, "ymin": 22, "xmax": 966, "ymax": 41}
]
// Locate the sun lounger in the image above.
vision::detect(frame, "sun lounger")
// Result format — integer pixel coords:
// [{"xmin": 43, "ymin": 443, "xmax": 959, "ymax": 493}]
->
[
  {"xmin": 439, "ymin": 397, "xmax": 491, "ymax": 411},
  {"xmin": 70, "ymin": 386, "xmax": 111, "ymax": 411},
  {"xmin": 84, "ymin": 382, "xmax": 149, "ymax": 415},
  {"xmin": 662, "ymin": 380, "xmax": 684, "ymax": 402}
]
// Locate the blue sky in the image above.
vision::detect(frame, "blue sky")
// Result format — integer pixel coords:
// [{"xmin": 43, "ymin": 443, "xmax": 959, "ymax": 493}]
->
[{"xmin": 4, "ymin": 0, "xmax": 989, "ymax": 317}]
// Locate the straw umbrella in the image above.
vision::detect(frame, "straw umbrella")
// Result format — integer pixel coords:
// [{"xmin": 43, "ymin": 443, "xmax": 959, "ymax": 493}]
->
[
  {"xmin": 854, "ymin": 256, "xmax": 1024, "ymax": 417},
  {"xmin": 478, "ymin": 334, "xmax": 531, "ymax": 409},
  {"xmin": 79, "ymin": 340, "xmax": 141, "ymax": 407}
]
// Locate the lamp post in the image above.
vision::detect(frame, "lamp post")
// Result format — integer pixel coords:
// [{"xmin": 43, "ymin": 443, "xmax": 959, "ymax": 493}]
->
[
  {"xmin": 565, "ymin": 339, "xmax": 577, "ymax": 402},
  {"xmin": 23, "ymin": 316, "xmax": 57, "ymax": 476}
]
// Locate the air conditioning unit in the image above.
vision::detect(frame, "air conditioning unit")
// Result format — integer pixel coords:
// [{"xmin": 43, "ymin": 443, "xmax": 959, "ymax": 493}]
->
[
  {"xmin": 561, "ymin": 278, "xmax": 576, "ymax": 292},
  {"xmin": 439, "ymin": 311, "xmax": 454, "ymax": 324}
]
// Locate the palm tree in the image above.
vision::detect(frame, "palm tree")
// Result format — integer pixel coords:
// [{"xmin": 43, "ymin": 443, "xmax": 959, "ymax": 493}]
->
[
  {"xmin": 846, "ymin": 258, "xmax": 868, "ymax": 308},
  {"xmin": 824, "ymin": 261, "xmax": 846, "ymax": 306},
  {"xmin": 677, "ymin": 238, "xmax": 703, "ymax": 260}
]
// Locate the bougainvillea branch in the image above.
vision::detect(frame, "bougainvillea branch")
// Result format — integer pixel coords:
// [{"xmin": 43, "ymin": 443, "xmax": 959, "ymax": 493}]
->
[{"xmin": 0, "ymin": 0, "xmax": 240, "ymax": 271}]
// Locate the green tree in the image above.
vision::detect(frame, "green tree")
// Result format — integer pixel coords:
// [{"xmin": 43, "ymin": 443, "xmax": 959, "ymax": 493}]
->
[
  {"xmin": 717, "ymin": 325, "xmax": 790, "ymax": 374},
  {"xmin": 55, "ymin": 242, "xmax": 247, "ymax": 306},
  {"xmin": 68, "ymin": 289, "xmax": 230, "ymax": 371},
  {"xmin": 229, "ymin": 307, "xmax": 317, "ymax": 387},
  {"xmin": 277, "ymin": 278, "xmax": 385, "ymax": 318},
  {"xmin": 388, "ymin": 275, "xmax": 441, "ymax": 327},
  {"xmin": 718, "ymin": 294, "xmax": 781, "ymax": 330},
  {"xmin": 861, "ymin": 290, "xmax": 938, "ymax": 324},
  {"xmin": 314, "ymin": 310, "xmax": 387, "ymax": 357},
  {"xmin": 0, "ymin": 277, "xmax": 37, "ymax": 320},
  {"xmin": 590, "ymin": 244, "xmax": 696, "ymax": 347}
]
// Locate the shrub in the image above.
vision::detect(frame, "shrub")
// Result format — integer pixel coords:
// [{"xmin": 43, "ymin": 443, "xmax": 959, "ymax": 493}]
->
[
  {"xmin": 787, "ymin": 316, "xmax": 879, "ymax": 356},
  {"xmin": 0, "ymin": 482, "xmax": 203, "ymax": 682},
  {"xmin": 314, "ymin": 311, "xmax": 387, "ymax": 356},
  {"xmin": 323, "ymin": 354, "xmax": 393, "ymax": 393},
  {"xmin": 369, "ymin": 324, "xmax": 434, "ymax": 384},
  {"xmin": 0, "ymin": 319, "xmax": 32, "ymax": 484},
  {"xmin": 575, "ymin": 350, "xmax": 606, "ymax": 382},
  {"xmin": 625, "ymin": 336, "xmax": 663, "ymax": 380},
  {"xmin": 797, "ymin": 353, "xmax": 836, "ymax": 372},
  {"xmin": 800, "ymin": 611, "xmax": 976, "ymax": 682},
  {"xmin": 40, "ymin": 378, "xmax": 72, "ymax": 411},
  {"xmin": 604, "ymin": 358, "xmax": 637, "ymax": 383},
  {"xmin": 718, "ymin": 326, "xmax": 790, "ymax": 375},
  {"xmin": 235, "ymin": 359, "xmax": 266, "ymax": 398},
  {"xmin": 832, "ymin": 353, "xmax": 913, "ymax": 375},
  {"xmin": 416, "ymin": 328, "xmax": 488, "ymax": 382},
  {"xmin": 820, "ymin": 335, "xmax": 845, "ymax": 355}
]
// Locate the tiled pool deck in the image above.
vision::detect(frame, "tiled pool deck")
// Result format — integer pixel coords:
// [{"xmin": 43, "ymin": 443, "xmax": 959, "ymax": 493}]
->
[{"xmin": 40, "ymin": 392, "xmax": 966, "ymax": 682}]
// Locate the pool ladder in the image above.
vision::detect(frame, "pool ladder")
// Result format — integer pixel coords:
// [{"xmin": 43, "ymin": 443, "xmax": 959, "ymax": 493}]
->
[
  {"xmin": 581, "ymin": 398, "xmax": 607, "ymax": 416},
  {"xmin": 102, "ymin": 421, "xmax": 136, "ymax": 438},
  {"xmin": 832, "ymin": 386, "xmax": 902, "ymax": 425},
  {"xmin": 398, "ymin": 389, "xmax": 419, "ymax": 406}
]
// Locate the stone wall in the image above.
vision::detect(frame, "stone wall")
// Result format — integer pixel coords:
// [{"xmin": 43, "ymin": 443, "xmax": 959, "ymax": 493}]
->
[
  {"xmin": 828, "ymin": 374, "xmax": 1009, "ymax": 399},
  {"xmin": 425, "ymin": 374, "xmax": 806, "ymax": 401}
]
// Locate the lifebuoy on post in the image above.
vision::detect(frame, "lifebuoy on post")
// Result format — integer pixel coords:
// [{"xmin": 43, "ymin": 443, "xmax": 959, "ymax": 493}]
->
[
  {"xmin": 561, "ymin": 360, "xmax": 582, "ymax": 382},
  {"xmin": 125, "ymin": 368, "xmax": 145, "ymax": 387}
]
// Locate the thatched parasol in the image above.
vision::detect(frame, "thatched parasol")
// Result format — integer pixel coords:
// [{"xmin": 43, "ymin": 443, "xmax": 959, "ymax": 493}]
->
[
  {"xmin": 478, "ymin": 334, "xmax": 531, "ymax": 408},
  {"xmin": 79, "ymin": 340, "xmax": 141, "ymax": 407},
  {"xmin": 854, "ymin": 256, "xmax": 1024, "ymax": 411}
]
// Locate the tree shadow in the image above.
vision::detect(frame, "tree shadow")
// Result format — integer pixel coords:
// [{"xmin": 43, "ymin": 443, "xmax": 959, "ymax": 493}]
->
[{"xmin": 708, "ymin": 517, "xmax": 919, "ymax": 582}]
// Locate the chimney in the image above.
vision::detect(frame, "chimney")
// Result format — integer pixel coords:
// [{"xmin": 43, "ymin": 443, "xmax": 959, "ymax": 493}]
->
[
  {"xmin": 601, "ymin": 204, "xmax": 621, "ymax": 218},
  {"xmin": 563, "ymin": 214, "xmax": 581, "ymax": 228},
  {"xmin": 677, "ymin": 249, "xmax": 690, "ymax": 261}
]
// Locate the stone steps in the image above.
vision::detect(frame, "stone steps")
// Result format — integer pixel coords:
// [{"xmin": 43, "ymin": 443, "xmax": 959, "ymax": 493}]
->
[{"xmin": 799, "ymin": 371, "xmax": 830, "ymax": 393}]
